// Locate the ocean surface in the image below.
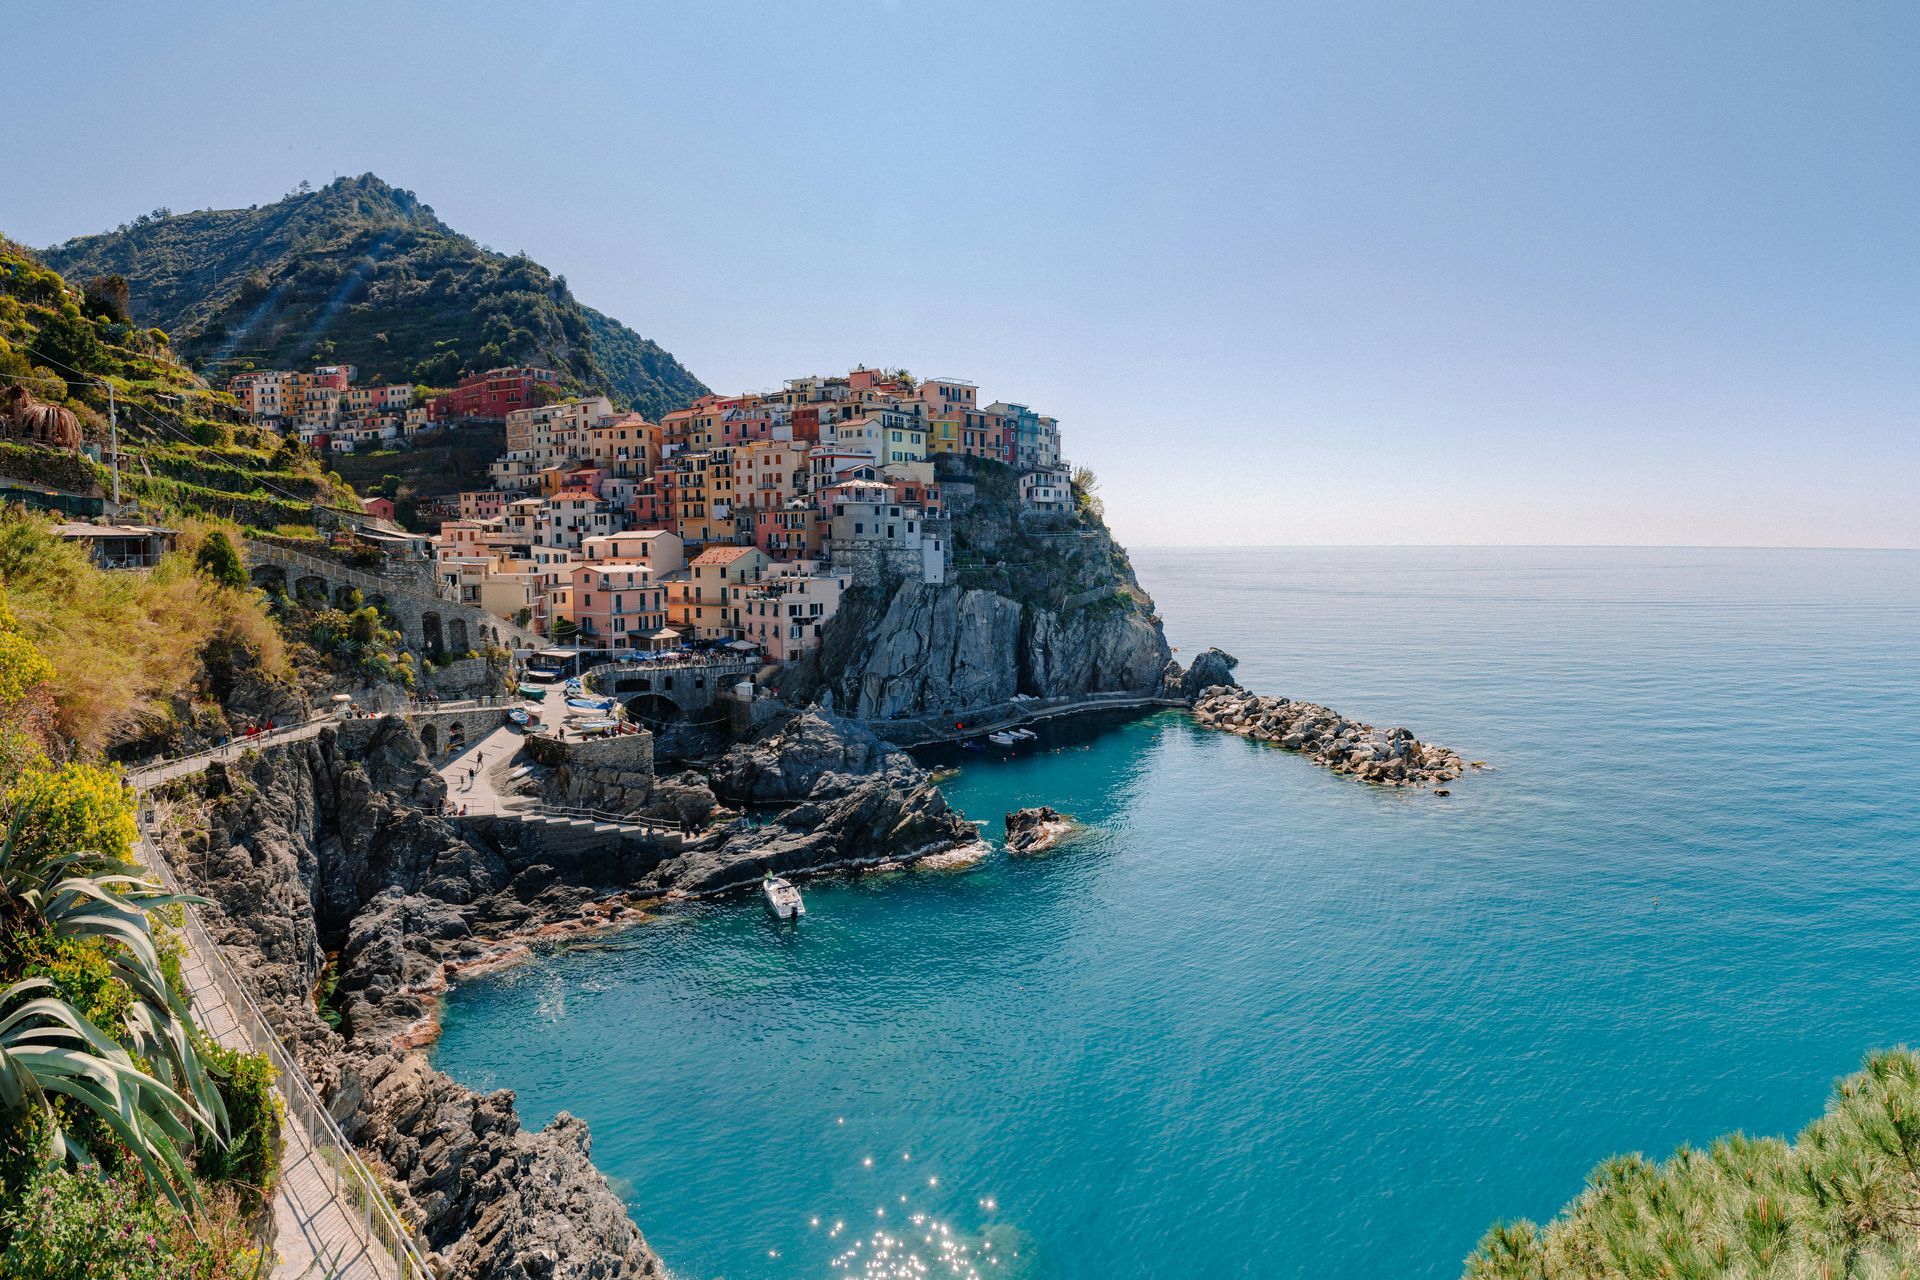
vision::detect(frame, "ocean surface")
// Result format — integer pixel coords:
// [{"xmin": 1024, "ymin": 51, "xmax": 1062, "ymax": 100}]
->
[{"xmin": 433, "ymin": 547, "xmax": 1920, "ymax": 1280}]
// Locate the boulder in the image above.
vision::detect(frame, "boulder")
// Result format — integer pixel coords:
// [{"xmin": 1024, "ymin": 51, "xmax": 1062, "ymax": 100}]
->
[{"xmin": 1004, "ymin": 806, "xmax": 1078, "ymax": 856}]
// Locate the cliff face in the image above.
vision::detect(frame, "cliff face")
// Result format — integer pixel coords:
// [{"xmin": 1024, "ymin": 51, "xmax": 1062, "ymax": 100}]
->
[{"xmin": 781, "ymin": 457, "xmax": 1171, "ymax": 720}]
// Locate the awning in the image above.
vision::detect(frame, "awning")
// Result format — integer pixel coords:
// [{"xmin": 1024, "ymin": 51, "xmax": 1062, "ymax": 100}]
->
[
  {"xmin": 727, "ymin": 640, "xmax": 758, "ymax": 652},
  {"xmin": 651, "ymin": 628, "xmax": 683, "ymax": 640}
]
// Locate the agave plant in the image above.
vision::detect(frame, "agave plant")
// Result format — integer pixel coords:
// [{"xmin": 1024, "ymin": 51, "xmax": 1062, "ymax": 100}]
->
[{"xmin": 0, "ymin": 810, "xmax": 227, "ymax": 1203}]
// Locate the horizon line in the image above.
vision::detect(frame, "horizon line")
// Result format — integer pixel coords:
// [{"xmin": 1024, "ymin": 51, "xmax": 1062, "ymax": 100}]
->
[{"xmin": 1122, "ymin": 542, "xmax": 1920, "ymax": 553}]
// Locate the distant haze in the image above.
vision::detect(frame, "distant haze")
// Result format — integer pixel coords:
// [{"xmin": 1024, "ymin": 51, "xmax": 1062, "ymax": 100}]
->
[{"xmin": 5, "ymin": 0, "xmax": 1914, "ymax": 548}]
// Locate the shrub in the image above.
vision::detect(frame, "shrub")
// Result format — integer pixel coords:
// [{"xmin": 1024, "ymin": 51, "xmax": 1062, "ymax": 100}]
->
[
  {"xmin": 192, "ymin": 530, "xmax": 247, "ymax": 589},
  {"xmin": 0, "ymin": 1168, "xmax": 263, "ymax": 1279},
  {"xmin": 194, "ymin": 1043, "xmax": 280, "ymax": 1200},
  {"xmin": 2, "ymin": 760, "xmax": 138, "ymax": 864}
]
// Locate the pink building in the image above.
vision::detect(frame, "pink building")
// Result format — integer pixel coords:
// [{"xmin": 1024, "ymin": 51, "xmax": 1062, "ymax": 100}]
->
[{"xmin": 568, "ymin": 562, "xmax": 668, "ymax": 650}]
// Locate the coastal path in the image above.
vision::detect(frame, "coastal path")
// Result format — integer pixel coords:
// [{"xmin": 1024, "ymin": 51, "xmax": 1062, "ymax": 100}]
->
[{"xmin": 128, "ymin": 728, "xmax": 431, "ymax": 1280}]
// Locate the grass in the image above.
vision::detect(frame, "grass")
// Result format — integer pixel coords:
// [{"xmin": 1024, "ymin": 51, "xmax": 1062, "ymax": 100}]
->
[{"xmin": 0, "ymin": 510, "xmax": 286, "ymax": 753}]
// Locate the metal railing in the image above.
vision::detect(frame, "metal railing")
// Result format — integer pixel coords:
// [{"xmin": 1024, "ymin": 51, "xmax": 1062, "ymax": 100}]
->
[
  {"xmin": 125, "ymin": 717, "xmax": 334, "ymax": 787},
  {"xmin": 134, "ymin": 809, "xmax": 433, "ymax": 1279}
]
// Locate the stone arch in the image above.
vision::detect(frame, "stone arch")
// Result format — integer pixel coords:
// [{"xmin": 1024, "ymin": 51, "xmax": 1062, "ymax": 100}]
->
[
  {"xmin": 333, "ymin": 583, "xmax": 364, "ymax": 610},
  {"xmin": 446, "ymin": 720, "xmax": 467, "ymax": 751},
  {"xmin": 421, "ymin": 611, "xmax": 444, "ymax": 657},
  {"xmin": 294, "ymin": 574, "xmax": 329, "ymax": 603},
  {"xmin": 624, "ymin": 694, "xmax": 684, "ymax": 731},
  {"xmin": 447, "ymin": 617, "xmax": 469, "ymax": 655},
  {"xmin": 419, "ymin": 723, "xmax": 439, "ymax": 755},
  {"xmin": 249, "ymin": 564, "xmax": 287, "ymax": 592}
]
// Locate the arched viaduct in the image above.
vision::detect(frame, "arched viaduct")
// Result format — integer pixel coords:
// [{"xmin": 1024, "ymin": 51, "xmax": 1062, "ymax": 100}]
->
[
  {"xmin": 243, "ymin": 539, "xmax": 545, "ymax": 659},
  {"xmin": 581, "ymin": 657, "xmax": 760, "ymax": 728}
]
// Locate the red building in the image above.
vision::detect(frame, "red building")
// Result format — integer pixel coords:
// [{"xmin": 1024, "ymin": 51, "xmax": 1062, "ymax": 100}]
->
[{"xmin": 431, "ymin": 367, "xmax": 559, "ymax": 422}]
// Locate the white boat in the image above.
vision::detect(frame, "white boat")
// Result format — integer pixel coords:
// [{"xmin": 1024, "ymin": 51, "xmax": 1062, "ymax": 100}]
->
[
  {"xmin": 1010, "ymin": 728, "xmax": 1038, "ymax": 741},
  {"xmin": 988, "ymin": 732, "xmax": 1019, "ymax": 746},
  {"xmin": 763, "ymin": 875, "xmax": 805, "ymax": 919}
]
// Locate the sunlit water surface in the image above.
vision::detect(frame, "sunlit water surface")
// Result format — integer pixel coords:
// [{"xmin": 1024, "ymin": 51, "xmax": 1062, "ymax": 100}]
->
[{"xmin": 435, "ymin": 547, "xmax": 1920, "ymax": 1279}]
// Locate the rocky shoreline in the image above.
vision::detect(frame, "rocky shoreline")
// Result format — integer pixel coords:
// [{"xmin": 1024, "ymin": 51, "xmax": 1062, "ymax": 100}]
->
[
  {"xmin": 149, "ymin": 706, "xmax": 983, "ymax": 1280},
  {"xmin": 148, "ymin": 636, "xmax": 1466, "ymax": 1278}
]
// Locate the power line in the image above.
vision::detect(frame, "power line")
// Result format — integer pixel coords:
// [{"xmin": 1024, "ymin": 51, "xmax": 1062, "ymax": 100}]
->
[{"xmin": 16, "ymin": 345, "xmax": 368, "ymax": 519}]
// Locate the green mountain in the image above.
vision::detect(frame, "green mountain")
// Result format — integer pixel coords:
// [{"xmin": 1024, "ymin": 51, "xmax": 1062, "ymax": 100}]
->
[{"xmin": 41, "ymin": 175, "xmax": 708, "ymax": 419}]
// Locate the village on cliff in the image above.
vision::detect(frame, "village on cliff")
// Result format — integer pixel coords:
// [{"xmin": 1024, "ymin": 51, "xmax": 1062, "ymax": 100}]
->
[{"xmin": 225, "ymin": 362, "xmax": 1072, "ymax": 665}]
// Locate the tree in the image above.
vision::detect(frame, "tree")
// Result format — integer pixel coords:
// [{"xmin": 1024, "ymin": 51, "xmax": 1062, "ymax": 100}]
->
[
  {"xmin": 29, "ymin": 312, "xmax": 103, "ymax": 389},
  {"xmin": 191, "ymin": 533, "xmax": 245, "ymax": 590}
]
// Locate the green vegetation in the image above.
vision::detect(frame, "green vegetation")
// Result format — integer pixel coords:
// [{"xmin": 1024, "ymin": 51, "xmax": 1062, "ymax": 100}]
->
[
  {"xmin": 1465, "ymin": 1048, "xmax": 1920, "ymax": 1279},
  {"xmin": 0, "ymin": 510, "xmax": 289, "ymax": 754},
  {"xmin": 1, "ymin": 232, "xmax": 358, "ymax": 529},
  {"xmin": 0, "ymin": 1168, "xmax": 263, "ymax": 1279},
  {"xmin": 278, "ymin": 597, "xmax": 416, "ymax": 690},
  {"xmin": 0, "ymin": 622, "xmax": 271, "ymax": 1274},
  {"xmin": 42, "ymin": 175, "xmax": 709, "ymax": 420}
]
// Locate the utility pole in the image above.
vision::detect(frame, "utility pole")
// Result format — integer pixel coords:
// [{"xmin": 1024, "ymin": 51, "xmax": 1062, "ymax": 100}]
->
[{"xmin": 108, "ymin": 383, "xmax": 121, "ymax": 507}]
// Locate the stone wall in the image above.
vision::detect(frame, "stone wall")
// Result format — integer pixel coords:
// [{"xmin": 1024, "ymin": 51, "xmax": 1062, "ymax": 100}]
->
[{"xmin": 530, "ymin": 731, "xmax": 657, "ymax": 813}]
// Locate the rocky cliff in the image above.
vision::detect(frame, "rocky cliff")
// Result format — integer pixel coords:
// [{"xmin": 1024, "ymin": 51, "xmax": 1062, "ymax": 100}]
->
[{"xmin": 776, "ymin": 456, "xmax": 1170, "ymax": 720}]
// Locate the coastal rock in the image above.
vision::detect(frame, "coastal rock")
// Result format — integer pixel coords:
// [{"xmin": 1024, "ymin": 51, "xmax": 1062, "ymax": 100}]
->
[
  {"xmin": 707, "ymin": 707, "xmax": 905, "ymax": 804},
  {"xmin": 662, "ymin": 772, "xmax": 979, "ymax": 893},
  {"xmin": 1162, "ymin": 647, "xmax": 1240, "ymax": 703},
  {"xmin": 772, "ymin": 454, "xmax": 1172, "ymax": 720},
  {"xmin": 151, "ymin": 721, "xmax": 669, "ymax": 1279},
  {"xmin": 1004, "ymin": 806, "xmax": 1078, "ymax": 856},
  {"xmin": 332, "ymin": 1050, "xmax": 659, "ymax": 1279},
  {"xmin": 639, "ymin": 771, "xmax": 718, "ymax": 825},
  {"xmin": 1190, "ymin": 687, "xmax": 1465, "ymax": 788}
]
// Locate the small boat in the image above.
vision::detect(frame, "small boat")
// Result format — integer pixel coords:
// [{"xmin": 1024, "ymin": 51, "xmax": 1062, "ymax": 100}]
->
[
  {"xmin": 508, "ymin": 708, "xmax": 530, "ymax": 727},
  {"xmin": 576, "ymin": 718, "xmax": 617, "ymax": 731},
  {"xmin": 763, "ymin": 875, "xmax": 804, "ymax": 919},
  {"xmin": 566, "ymin": 696, "xmax": 614, "ymax": 711},
  {"xmin": 1010, "ymin": 728, "xmax": 1038, "ymax": 741},
  {"xmin": 517, "ymin": 684, "xmax": 547, "ymax": 701},
  {"xmin": 988, "ymin": 732, "xmax": 1018, "ymax": 746}
]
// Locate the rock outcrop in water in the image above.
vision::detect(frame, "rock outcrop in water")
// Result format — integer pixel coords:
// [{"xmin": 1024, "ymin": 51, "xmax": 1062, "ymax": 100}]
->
[
  {"xmin": 1190, "ymin": 685, "xmax": 1464, "ymax": 787},
  {"xmin": 1004, "ymin": 806, "xmax": 1078, "ymax": 856},
  {"xmin": 150, "ymin": 710, "xmax": 979, "ymax": 1279},
  {"xmin": 774, "ymin": 456, "xmax": 1171, "ymax": 719}
]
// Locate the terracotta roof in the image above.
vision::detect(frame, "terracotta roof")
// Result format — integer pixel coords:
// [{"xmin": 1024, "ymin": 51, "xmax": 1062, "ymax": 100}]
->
[{"xmin": 692, "ymin": 545, "xmax": 760, "ymax": 565}]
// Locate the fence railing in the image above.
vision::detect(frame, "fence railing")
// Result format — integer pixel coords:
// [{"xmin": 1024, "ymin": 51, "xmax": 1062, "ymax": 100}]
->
[{"xmin": 135, "ymin": 809, "xmax": 433, "ymax": 1279}]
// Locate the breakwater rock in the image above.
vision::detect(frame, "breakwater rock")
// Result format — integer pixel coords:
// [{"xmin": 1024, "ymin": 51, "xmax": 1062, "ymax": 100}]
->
[
  {"xmin": 1004, "ymin": 806, "xmax": 1078, "ymax": 856},
  {"xmin": 1191, "ymin": 685, "xmax": 1464, "ymax": 787}
]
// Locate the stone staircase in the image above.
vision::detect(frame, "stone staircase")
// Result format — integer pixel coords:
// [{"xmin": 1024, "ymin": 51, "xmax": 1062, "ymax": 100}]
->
[{"xmin": 474, "ymin": 807, "xmax": 674, "ymax": 855}]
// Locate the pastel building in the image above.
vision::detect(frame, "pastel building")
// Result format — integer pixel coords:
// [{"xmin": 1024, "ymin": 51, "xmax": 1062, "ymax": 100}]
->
[{"xmin": 569, "ymin": 561, "xmax": 669, "ymax": 650}]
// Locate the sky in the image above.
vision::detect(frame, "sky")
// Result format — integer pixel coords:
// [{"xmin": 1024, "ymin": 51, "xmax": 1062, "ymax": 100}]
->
[{"xmin": 4, "ymin": 0, "xmax": 1915, "ymax": 549}]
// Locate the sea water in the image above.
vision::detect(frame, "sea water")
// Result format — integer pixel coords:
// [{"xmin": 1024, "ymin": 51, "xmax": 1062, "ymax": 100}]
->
[{"xmin": 433, "ymin": 547, "xmax": 1920, "ymax": 1279}]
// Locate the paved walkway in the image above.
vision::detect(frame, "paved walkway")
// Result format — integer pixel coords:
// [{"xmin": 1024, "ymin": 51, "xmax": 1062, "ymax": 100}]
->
[
  {"xmin": 132, "ymin": 739, "xmax": 423, "ymax": 1279},
  {"xmin": 438, "ymin": 723, "xmax": 522, "ymax": 817}
]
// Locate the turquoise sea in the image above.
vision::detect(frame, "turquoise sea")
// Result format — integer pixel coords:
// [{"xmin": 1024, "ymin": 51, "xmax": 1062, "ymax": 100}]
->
[{"xmin": 433, "ymin": 547, "xmax": 1920, "ymax": 1279}]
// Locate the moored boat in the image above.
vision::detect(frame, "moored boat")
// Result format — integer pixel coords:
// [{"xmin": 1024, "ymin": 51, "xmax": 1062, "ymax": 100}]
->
[
  {"xmin": 763, "ymin": 874, "xmax": 804, "ymax": 919},
  {"xmin": 988, "ymin": 731, "xmax": 1018, "ymax": 746}
]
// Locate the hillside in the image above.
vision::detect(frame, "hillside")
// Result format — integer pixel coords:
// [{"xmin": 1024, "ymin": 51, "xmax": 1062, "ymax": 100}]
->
[
  {"xmin": 0, "ymin": 234, "xmax": 358, "ymax": 530},
  {"xmin": 42, "ymin": 175, "xmax": 708, "ymax": 420}
]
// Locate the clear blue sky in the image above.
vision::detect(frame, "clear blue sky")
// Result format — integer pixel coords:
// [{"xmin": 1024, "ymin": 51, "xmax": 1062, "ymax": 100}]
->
[{"xmin": 5, "ymin": 1, "xmax": 1915, "ymax": 548}]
